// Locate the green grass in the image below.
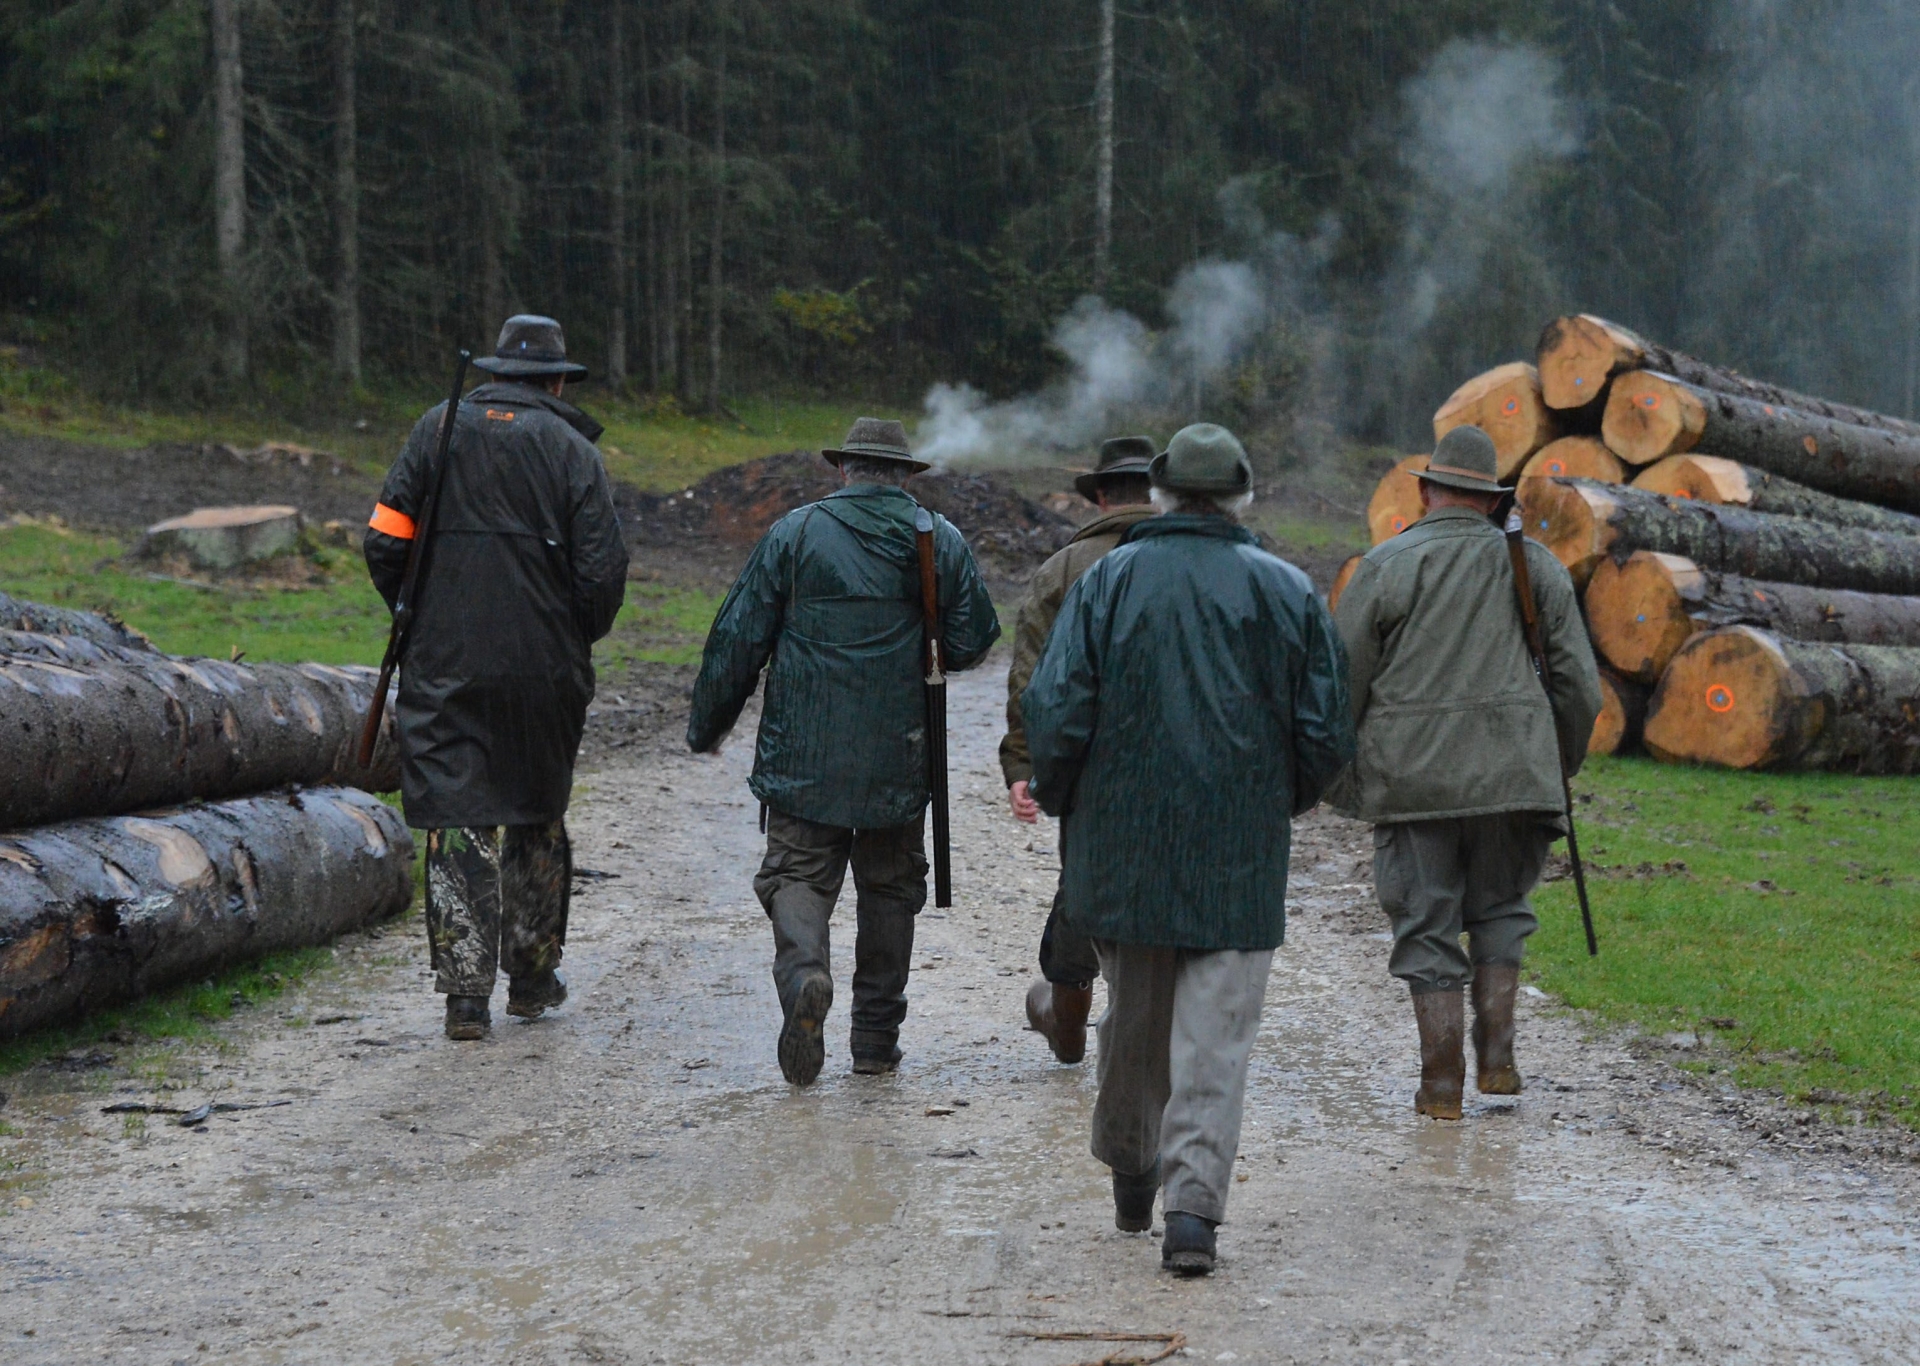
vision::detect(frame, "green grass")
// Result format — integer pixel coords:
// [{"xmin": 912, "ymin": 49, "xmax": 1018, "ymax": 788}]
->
[
  {"xmin": 597, "ymin": 581, "xmax": 727, "ymax": 668},
  {"xmin": 1532, "ymin": 755, "xmax": 1920, "ymax": 1128},
  {"xmin": 596, "ymin": 394, "xmax": 874, "ymax": 492}
]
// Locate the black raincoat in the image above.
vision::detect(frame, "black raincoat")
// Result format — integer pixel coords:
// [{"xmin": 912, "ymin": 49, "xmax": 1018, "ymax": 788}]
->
[{"xmin": 364, "ymin": 381, "xmax": 628, "ymax": 828}]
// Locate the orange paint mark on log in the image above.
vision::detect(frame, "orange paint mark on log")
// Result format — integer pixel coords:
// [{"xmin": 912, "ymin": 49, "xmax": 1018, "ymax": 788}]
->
[{"xmin": 1706, "ymin": 683, "xmax": 1736, "ymax": 714}]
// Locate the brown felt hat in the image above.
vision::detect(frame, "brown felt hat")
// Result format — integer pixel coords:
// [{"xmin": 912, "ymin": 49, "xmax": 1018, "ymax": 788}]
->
[
  {"xmin": 1071, "ymin": 435, "xmax": 1157, "ymax": 501},
  {"xmin": 822, "ymin": 417, "xmax": 930, "ymax": 475},
  {"xmin": 1417, "ymin": 426, "xmax": 1504, "ymax": 494}
]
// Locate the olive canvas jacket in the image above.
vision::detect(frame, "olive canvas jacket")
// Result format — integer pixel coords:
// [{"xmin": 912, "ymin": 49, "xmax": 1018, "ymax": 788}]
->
[
  {"xmin": 687, "ymin": 485, "xmax": 1000, "ymax": 830},
  {"xmin": 1022, "ymin": 516, "xmax": 1354, "ymax": 951},
  {"xmin": 1330, "ymin": 504, "xmax": 1601, "ymax": 824},
  {"xmin": 999, "ymin": 503, "xmax": 1157, "ymax": 787},
  {"xmin": 364, "ymin": 381, "xmax": 629, "ymax": 829}
]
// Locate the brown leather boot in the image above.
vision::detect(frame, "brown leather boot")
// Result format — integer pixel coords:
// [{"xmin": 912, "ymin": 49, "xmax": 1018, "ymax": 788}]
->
[
  {"xmin": 1472, "ymin": 964, "xmax": 1523, "ymax": 1095},
  {"xmin": 1024, "ymin": 980, "xmax": 1093, "ymax": 1064},
  {"xmin": 1411, "ymin": 989, "xmax": 1465, "ymax": 1120}
]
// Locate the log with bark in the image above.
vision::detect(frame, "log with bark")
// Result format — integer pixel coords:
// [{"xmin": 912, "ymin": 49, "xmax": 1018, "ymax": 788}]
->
[
  {"xmin": 1432, "ymin": 362, "xmax": 1559, "ymax": 480},
  {"xmin": 1589, "ymin": 668, "xmax": 1648, "ymax": 757},
  {"xmin": 1519, "ymin": 436, "xmax": 1626, "ymax": 485},
  {"xmin": 1643, "ymin": 626, "xmax": 1920, "ymax": 772},
  {"xmin": 0, "ymin": 591, "xmax": 152, "ymax": 652},
  {"xmin": 1602, "ymin": 370, "xmax": 1920, "ymax": 510},
  {"xmin": 1515, "ymin": 477, "xmax": 1920, "ymax": 594},
  {"xmin": 0, "ymin": 630, "xmax": 400, "ymax": 829},
  {"xmin": 1367, "ymin": 455, "xmax": 1428, "ymax": 545},
  {"xmin": 1629, "ymin": 454, "xmax": 1920, "ymax": 536},
  {"xmin": 0, "ymin": 787, "xmax": 414, "ymax": 1038},
  {"xmin": 1585, "ymin": 550, "xmax": 1920, "ymax": 684},
  {"xmin": 1328, "ymin": 554, "xmax": 1362, "ymax": 613},
  {"xmin": 1537, "ymin": 313, "xmax": 1920, "ymax": 435}
]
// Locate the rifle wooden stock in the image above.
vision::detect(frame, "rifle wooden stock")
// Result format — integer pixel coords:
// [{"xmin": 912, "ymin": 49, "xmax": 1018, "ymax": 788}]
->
[{"xmin": 915, "ymin": 507, "xmax": 952, "ymax": 908}]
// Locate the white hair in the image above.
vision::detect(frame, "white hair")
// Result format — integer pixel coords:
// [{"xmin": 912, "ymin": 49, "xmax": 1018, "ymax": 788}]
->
[{"xmin": 1150, "ymin": 486, "xmax": 1255, "ymax": 519}]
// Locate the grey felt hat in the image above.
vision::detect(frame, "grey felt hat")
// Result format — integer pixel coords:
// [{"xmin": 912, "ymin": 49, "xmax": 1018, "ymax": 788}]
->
[
  {"xmin": 1072, "ymin": 435, "xmax": 1157, "ymax": 501},
  {"xmin": 822, "ymin": 417, "xmax": 930, "ymax": 474},
  {"xmin": 471, "ymin": 314, "xmax": 589, "ymax": 379},
  {"xmin": 1148, "ymin": 423, "xmax": 1253, "ymax": 495},
  {"xmin": 1418, "ymin": 426, "xmax": 1505, "ymax": 494}
]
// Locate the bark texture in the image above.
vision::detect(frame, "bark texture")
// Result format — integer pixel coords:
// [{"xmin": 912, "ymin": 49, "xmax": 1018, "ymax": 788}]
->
[
  {"xmin": 0, "ymin": 630, "xmax": 400, "ymax": 829},
  {"xmin": 1590, "ymin": 668, "xmax": 1648, "ymax": 756},
  {"xmin": 211, "ymin": 0, "xmax": 247, "ymax": 380},
  {"xmin": 1644, "ymin": 626, "xmax": 1920, "ymax": 772},
  {"xmin": 1520, "ymin": 436, "xmax": 1625, "ymax": 485},
  {"xmin": 1431, "ymin": 362, "xmax": 1558, "ymax": 479},
  {"xmin": 0, "ymin": 592, "xmax": 151, "ymax": 652},
  {"xmin": 1630, "ymin": 454, "xmax": 1920, "ymax": 536},
  {"xmin": 0, "ymin": 787, "xmax": 413, "ymax": 1039},
  {"xmin": 1367, "ymin": 454, "xmax": 1427, "ymax": 545},
  {"xmin": 1516, "ymin": 477, "xmax": 1920, "ymax": 594},
  {"xmin": 331, "ymin": 0, "xmax": 360, "ymax": 385}
]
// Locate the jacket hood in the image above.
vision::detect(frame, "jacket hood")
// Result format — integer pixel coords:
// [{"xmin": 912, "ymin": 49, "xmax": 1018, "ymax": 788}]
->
[
  {"xmin": 466, "ymin": 380, "xmax": 605, "ymax": 445},
  {"xmin": 814, "ymin": 484, "xmax": 922, "ymax": 566}
]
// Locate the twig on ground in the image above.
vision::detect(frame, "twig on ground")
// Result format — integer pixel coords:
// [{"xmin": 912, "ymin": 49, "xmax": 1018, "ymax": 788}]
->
[{"xmin": 1011, "ymin": 1329, "xmax": 1187, "ymax": 1366}]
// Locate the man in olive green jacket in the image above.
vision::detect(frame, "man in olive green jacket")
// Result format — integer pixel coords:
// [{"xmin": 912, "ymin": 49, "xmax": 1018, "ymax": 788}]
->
[
  {"xmin": 1332, "ymin": 424, "xmax": 1600, "ymax": 1120},
  {"xmin": 1001, "ymin": 435, "xmax": 1157, "ymax": 1065}
]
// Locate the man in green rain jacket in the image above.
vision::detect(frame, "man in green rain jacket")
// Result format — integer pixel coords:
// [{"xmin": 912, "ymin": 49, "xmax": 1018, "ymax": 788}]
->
[
  {"xmin": 1023, "ymin": 424, "xmax": 1353, "ymax": 1276},
  {"xmin": 688, "ymin": 419, "xmax": 999, "ymax": 1086}
]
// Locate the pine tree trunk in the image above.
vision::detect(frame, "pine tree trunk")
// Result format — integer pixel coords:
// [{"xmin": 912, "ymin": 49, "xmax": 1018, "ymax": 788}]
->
[
  {"xmin": 1517, "ymin": 477, "xmax": 1920, "ymax": 594},
  {"xmin": 675, "ymin": 6, "xmax": 694, "ymax": 399},
  {"xmin": 0, "ymin": 788, "xmax": 413, "ymax": 1039},
  {"xmin": 606, "ymin": 0, "xmax": 629, "ymax": 387},
  {"xmin": 1644, "ymin": 626, "xmax": 1920, "ymax": 772},
  {"xmin": 1586, "ymin": 549, "xmax": 1920, "ymax": 683},
  {"xmin": 211, "ymin": 0, "xmax": 248, "ymax": 380},
  {"xmin": 1431, "ymin": 362, "xmax": 1558, "ymax": 480},
  {"xmin": 1093, "ymin": 0, "xmax": 1115, "ymax": 295},
  {"xmin": 1630, "ymin": 453, "xmax": 1920, "ymax": 536},
  {"xmin": 330, "ymin": 0, "xmax": 360, "ymax": 385},
  {"xmin": 1520, "ymin": 436, "xmax": 1625, "ymax": 485},
  {"xmin": 1589, "ymin": 668, "xmax": 1648, "ymax": 756},
  {"xmin": 0, "ymin": 630, "xmax": 400, "ymax": 830},
  {"xmin": 640, "ymin": 12, "xmax": 661, "ymax": 393},
  {"xmin": 0, "ymin": 592, "xmax": 151, "ymax": 653},
  {"xmin": 706, "ymin": 0, "xmax": 726, "ymax": 411},
  {"xmin": 1366, "ymin": 454, "xmax": 1427, "ymax": 544}
]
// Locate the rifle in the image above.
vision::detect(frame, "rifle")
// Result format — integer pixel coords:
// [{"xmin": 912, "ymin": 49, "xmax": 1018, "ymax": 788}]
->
[
  {"xmin": 914, "ymin": 507, "xmax": 953, "ymax": 908},
  {"xmin": 1502, "ymin": 508, "xmax": 1598, "ymax": 957},
  {"xmin": 356, "ymin": 350, "xmax": 472, "ymax": 768}
]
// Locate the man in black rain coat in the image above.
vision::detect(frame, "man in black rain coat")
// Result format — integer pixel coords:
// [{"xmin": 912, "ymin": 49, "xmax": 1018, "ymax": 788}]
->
[{"xmin": 365, "ymin": 315, "xmax": 629, "ymax": 1040}]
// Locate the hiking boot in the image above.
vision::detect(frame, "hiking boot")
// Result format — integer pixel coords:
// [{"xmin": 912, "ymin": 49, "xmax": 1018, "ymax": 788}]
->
[
  {"xmin": 1412, "ymin": 988, "xmax": 1465, "ymax": 1120},
  {"xmin": 1025, "ymin": 979, "xmax": 1093, "ymax": 1064},
  {"xmin": 1112, "ymin": 1162, "xmax": 1160, "ymax": 1233},
  {"xmin": 444, "ymin": 994, "xmax": 491, "ymax": 1041},
  {"xmin": 851, "ymin": 1043, "xmax": 902, "ymax": 1075},
  {"xmin": 777, "ymin": 971, "xmax": 832, "ymax": 1086},
  {"xmin": 506, "ymin": 968, "xmax": 568, "ymax": 1020},
  {"xmin": 1471, "ymin": 964, "xmax": 1523, "ymax": 1095},
  {"xmin": 1161, "ymin": 1211, "xmax": 1218, "ymax": 1276}
]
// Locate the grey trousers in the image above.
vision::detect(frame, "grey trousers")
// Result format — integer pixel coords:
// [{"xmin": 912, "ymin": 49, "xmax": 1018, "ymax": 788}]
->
[
  {"xmin": 1372, "ymin": 814, "xmax": 1554, "ymax": 995},
  {"xmin": 1091, "ymin": 940, "xmax": 1273, "ymax": 1226},
  {"xmin": 752, "ymin": 809, "xmax": 925, "ymax": 1059}
]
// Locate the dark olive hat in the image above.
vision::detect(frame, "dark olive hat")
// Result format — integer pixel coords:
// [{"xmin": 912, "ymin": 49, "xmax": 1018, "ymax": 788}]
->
[
  {"xmin": 1417, "ymin": 425, "xmax": 1504, "ymax": 494},
  {"xmin": 822, "ymin": 417, "xmax": 930, "ymax": 475},
  {"xmin": 1148, "ymin": 423, "xmax": 1253, "ymax": 495},
  {"xmin": 1072, "ymin": 435, "xmax": 1157, "ymax": 501},
  {"xmin": 472, "ymin": 314, "xmax": 589, "ymax": 380}
]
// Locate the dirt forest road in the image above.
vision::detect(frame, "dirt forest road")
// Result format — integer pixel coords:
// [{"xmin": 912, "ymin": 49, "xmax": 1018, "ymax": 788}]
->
[{"xmin": 3, "ymin": 660, "xmax": 1918, "ymax": 1365}]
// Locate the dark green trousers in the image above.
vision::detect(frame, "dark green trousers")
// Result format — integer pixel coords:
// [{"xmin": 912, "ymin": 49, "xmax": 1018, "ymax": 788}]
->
[
  {"xmin": 425, "ymin": 822, "xmax": 570, "ymax": 997},
  {"xmin": 1372, "ymin": 813, "xmax": 1553, "ymax": 994}
]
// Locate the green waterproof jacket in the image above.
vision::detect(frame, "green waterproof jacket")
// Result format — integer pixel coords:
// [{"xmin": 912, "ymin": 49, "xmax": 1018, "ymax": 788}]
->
[
  {"xmin": 687, "ymin": 485, "xmax": 1000, "ymax": 830},
  {"xmin": 1022, "ymin": 516, "xmax": 1355, "ymax": 951},
  {"xmin": 1330, "ymin": 504, "xmax": 1602, "ymax": 824}
]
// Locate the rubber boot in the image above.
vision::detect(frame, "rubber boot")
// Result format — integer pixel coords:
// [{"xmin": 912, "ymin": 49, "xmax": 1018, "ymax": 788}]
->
[
  {"xmin": 1471, "ymin": 964, "xmax": 1523, "ymax": 1095},
  {"xmin": 1411, "ymin": 988, "xmax": 1465, "ymax": 1120},
  {"xmin": 1025, "ymin": 980, "xmax": 1093, "ymax": 1064},
  {"xmin": 444, "ymin": 994, "xmax": 491, "ymax": 1041},
  {"xmin": 506, "ymin": 968, "xmax": 568, "ymax": 1020},
  {"xmin": 851, "ymin": 1043, "xmax": 902, "ymax": 1075},
  {"xmin": 778, "ymin": 970, "xmax": 832, "ymax": 1086},
  {"xmin": 1112, "ymin": 1162, "xmax": 1160, "ymax": 1233},
  {"xmin": 1161, "ymin": 1211, "xmax": 1218, "ymax": 1276}
]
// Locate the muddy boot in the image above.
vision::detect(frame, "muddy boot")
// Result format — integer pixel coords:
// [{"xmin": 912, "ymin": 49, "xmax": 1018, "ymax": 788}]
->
[
  {"xmin": 1471, "ymin": 964, "xmax": 1523, "ymax": 1095},
  {"xmin": 778, "ymin": 970, "xmax": 832, "ymax": 1086},
  {"xmin": 851, "ymin": 1043, "xmax": 902, "ymax": 1075},
  {"xmin": 1112, "ymin": 1162, "xmax": 1160, "ymax": 1233},
  {"xmin": 444, "ymin": 995, "xmax": 491, "ymax": 1041},
  {"xmin": 506, "ymin": 968, "xmax": 567, "ymax": 1020},
  {"xmin": 1025, "ymin": 980, "xmax": 1094, "ymax": 1064},
  {"xmin": 1411, "ymin": 988, "xmax": 1465, "ymax": 1120},
  {"xmin": 1161, "ymin": 1211, "xmax": 1218, "ymax": 1276}
]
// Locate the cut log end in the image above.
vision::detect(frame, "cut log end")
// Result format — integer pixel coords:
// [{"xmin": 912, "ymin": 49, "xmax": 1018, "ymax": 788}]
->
[
  {"xmin": 1585, "ymin": 550, "xmax": 1705, "ymax": 683},
  {"xmin": 1590, "ymin": 669, "xmax": 1649, "ymax": 756},
  {"xmin": 1367, "ymin": 455, "xmax": 1427, "ymax": 545},
  {"xmin": 1514, "ymin": 477, "xmax": 1614, "ymax": 589},
  {"xmin": 1644, "ymin": 626, "xmax": 1797, "ymax": 770},
  {"xmin": 1328, "ymin": 554, "xmax": 1362, "ymax": 614},
  {"xmin": 1520, "ymin": 437, "xmax": 1626, "ymax": 485},
  {"xmin": 1431, "ymin": 362, "xmax": 1558, "ymax": 478},
  {"xmin": 1537, "ymin": 314, "xmax": 1644, "ymax": 411},
  {"xmin": 1602, "ymin": 371, "xmax": 1708, "ymax": 466},
  {"xmin": 1631, "ymin": 454, "xmax": 1751, "ymax": 505}
]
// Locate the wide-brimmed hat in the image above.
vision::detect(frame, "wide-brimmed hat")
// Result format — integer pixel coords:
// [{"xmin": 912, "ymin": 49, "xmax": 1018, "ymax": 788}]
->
[
  {"xmin": 472, "ymin": 314, "xmax": 589, "ymax": 380},
  {"xmin": 1149, "ymin": 423, "xmax": 1253, "ymax": 495},
  {"xmin": 822, "ymin": 417, "xmax": 930, "ymax": 475},
  {"xmin": 1072, "ymin": 435, "xmax": 1157, "ymax": 501},
  {"xmin": 1417, "ymin": 426, "xmax": 1504, "ymax": 494}
]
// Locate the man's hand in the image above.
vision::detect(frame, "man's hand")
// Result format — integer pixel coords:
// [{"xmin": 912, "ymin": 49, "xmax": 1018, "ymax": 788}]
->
[{"xmin": 1008, "ymin": 779, "xmax": 1040, "ymax": 824}]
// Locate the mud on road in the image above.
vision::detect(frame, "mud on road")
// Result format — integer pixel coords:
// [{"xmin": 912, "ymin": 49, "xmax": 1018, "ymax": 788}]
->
[{"xmin": 2, "ymin": 661, "xmax": 1918, "ymax": 1364}]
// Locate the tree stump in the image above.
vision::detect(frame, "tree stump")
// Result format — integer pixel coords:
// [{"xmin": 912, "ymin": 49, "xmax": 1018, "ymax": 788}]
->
[
  {"xmin": 1367, "ymin": 455, "xmax": 1428, "ymax": 545},
  {"xmin": 1431, "ymin": 363, "xmax": 1558, "ymax": 480},
  {"xmin": 142, "ymin": 505, "xmax": 303, "ymax": 570}
]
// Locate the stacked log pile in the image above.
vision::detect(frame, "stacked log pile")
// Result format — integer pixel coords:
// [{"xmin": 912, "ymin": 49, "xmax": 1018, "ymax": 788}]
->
[
  {"xmin": 0, "ymin": 599, "xmax": 413, "ymax": 1038},
  {"xmin": 1355, "ymin": 314, "xmax": 1920, "ymax": 771}
]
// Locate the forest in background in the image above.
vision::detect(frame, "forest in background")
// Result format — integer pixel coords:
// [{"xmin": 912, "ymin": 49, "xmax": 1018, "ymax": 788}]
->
[{"xmin": 2, "ymin": 0, "xmax": 1918, "ymax": 461}]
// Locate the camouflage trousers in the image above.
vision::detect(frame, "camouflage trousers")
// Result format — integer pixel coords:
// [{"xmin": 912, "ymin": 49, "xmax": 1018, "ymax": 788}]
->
[{"xmin": 425, "ymin": 822, "xmax": 571, "ymax": 997}]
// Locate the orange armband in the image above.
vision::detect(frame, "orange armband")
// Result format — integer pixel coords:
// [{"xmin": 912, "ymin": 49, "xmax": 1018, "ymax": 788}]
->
[{"xmin": 368, "ymin": 502, "xmax": 417, "ymax": 540}]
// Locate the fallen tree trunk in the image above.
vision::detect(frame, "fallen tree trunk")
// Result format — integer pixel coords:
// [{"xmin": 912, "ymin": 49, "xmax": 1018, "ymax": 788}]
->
[
  {"xmin": 0, "ymin": 630, "xmax": 400, "ymax": 828},
  {"xmin": 1328, "ymin": 554, "xmax": 1362, "ymax": 613},
  {"xmin": 1644, "ymin": 626, "xmax": 1920, "ymax": 772},
  {"xmin": 1602, "ymin": 371, "xmax": 1920, "ymax": 510},
  {"xmin": 0, "ymin": 787, "xmax": 414, "ymax": 1038},
  {"xmin": 1516, "ymin": 478, "xmax": 1920, "ymax": 594},
  {"xmin": 1590, "ymin": 669, "xmax": 1648, "ymax": 757},
  {"xmin": 1432, "ymin": 362, "xmax": 1559, "ymax": 480},
  {"xmin": 1537, "ymin": 313, "xmax": 1920, "ymax": 436},
  {"xmin": 0, "ymin": 591, "xmax": 152, "ymax": 652},
  {"xmin": 1631, "ymin": 454, "xmax": 1920, "ymax": 536},
  {"xmin": 1585, "ymin": 550, "xmax": 1920, "ymax": 683},
  {"xmin": 1520, "ymin": 436, "xmax": 1625, "ymax": 485},
  {"xmin": 1367, "ymin": 455, "xmax": 1428, "ymax": 544}
]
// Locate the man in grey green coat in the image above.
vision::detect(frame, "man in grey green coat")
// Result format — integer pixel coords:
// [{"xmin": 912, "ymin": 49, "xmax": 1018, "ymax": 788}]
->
[
  {"xmin": 1332, "ymin": 425, "xmax": 1601, "ymax": 1120},
  {"xmin": 1023, "ymin": 424, "xmax": 1353, "ymax": 1276},
  {"xmin": 688, "ymin": 419, "xmax": 999, "ymax": 1086}
]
